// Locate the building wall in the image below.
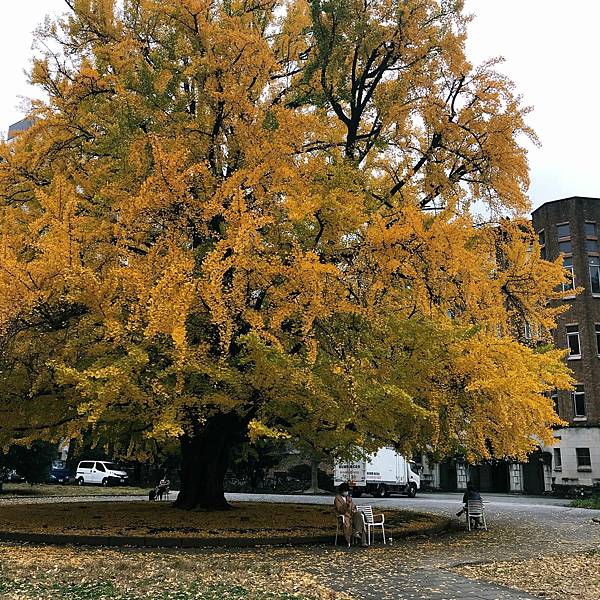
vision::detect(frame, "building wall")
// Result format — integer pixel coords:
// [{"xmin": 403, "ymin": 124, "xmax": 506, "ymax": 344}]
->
[
  {"xmin": 7, "ymin": 118, "xmax": 33, "ymax": 141},
  {"xmin": 544, "ymin": 427, "xmax": 600, "ymax": 488},
  {"xmin": 533, "ymin": 196, "xmax": 600, "ymax": 487}
]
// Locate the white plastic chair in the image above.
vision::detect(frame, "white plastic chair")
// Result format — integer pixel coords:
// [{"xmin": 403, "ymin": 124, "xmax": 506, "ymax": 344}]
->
[
  {"xmin": 155, "ymin": 480, "xmax": 170, "ymax": 501},
  {"xmin": 357, "ymin": 505, "xmax": 386, "ymax": 545},
  {"xmin": 466, "ymin": 499, "xmax": 488, "ymax": 531},
  {"xmin": 335, "ymin": 514, "xmax": 353, "ymax": 547}
]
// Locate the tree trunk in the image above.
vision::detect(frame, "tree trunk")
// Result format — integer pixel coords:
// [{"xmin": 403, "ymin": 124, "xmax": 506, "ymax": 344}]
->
[
  {"xmin": 174, "ymin": 413, "xmax": 245, "ymax": 510},
  {"xmin": 310, "ymin": 457, "xmax": 319, "ymax": 491},
  {"xmin": 303, "ymin": 455, "xmax": 326, "ymax": 494}
]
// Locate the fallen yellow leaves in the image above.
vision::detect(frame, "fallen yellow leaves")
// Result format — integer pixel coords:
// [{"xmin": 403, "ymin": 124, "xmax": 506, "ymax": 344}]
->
[
  {"xmin": 0, "ymin": 542, "xmax": 352, "ymax": 600},
  {"xmin": 453, "ymin": 550, "xmax": 600, "ymax": 600}
]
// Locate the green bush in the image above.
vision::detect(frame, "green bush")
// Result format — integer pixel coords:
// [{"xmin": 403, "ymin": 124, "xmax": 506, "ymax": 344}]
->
[{"xmin": 570, "ymin": 496, "xmax": 600, "ymax": 509}]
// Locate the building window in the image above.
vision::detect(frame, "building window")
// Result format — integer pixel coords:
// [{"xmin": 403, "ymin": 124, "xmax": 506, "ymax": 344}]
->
[
  {"xmin": 585, "ymin": 222, "xmax": 597, "ymax": 238},
  {"xmin": 590, "ymin": 257, "xmax": 600, "ymax": 294},
  {"xmin": 558, "ymin": 240, "xmax": 572, "ymax": 254},
  {"xmin": 587, "ymin": 239, "xmax": 599, "ymax": 253},
  {"xmin": 596, "ymin": 324, "xmax": 600, "ymax": 355},
  {"xmin": 553, "ymin": 448, "xmax": 562, "ymax": 470},
  {"xmin": 566, "ymin": 325, "xmax": 581, "ymax": 358},
  {"xmin": 551, "ymin": 389, "xmax": 559, "ymax": 415},
  {"xmin": 557, "ymin": 223, "xmax": 571, "ymax": 238},
  {"xmin": 557, "ymin": 222, "xmax": 572, "ymax": 257},
  {"xmin": 572, "ymin": 384, "xmax": 586, "ymax": 417},
  {"xmin": 563, "ymin": 257, "xmax": 575, "ymax": 292},
  {"xmin": 576, "ymin": 448, "xmax": 592, "ymax": 471},
  {"xmin": 538, "ymin": 230, "xmax": 546, "ymax": 260}
]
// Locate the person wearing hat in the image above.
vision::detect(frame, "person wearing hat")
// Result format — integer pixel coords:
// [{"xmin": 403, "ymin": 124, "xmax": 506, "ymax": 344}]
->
[{"xmin": 334, "ymin": 483, "xmax": 368, "ymax": 547}]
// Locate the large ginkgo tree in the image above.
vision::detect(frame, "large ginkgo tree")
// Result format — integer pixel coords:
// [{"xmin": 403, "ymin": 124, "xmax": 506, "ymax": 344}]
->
[{"xmin": 0, "ymin": 0, "xmax": 571, "ymax": 509}]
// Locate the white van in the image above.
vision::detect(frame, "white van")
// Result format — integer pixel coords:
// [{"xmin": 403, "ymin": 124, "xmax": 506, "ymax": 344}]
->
[
  {"xmin": 334, "ymin": 447, "xmax": 421, "ymax": 498},
  {"xmin": 75, "ymin": 461, "xmax": 129, "ymax": 487}
]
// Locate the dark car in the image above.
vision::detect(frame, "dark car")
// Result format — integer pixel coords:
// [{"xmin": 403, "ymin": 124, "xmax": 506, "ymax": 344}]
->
[
  {"xmin": 48, "ymin": 461, "xmax": 72, "ymax": 484},
  {"xmin": 1, "ymin": 469, "xmax": 25, "ymax": 483}
]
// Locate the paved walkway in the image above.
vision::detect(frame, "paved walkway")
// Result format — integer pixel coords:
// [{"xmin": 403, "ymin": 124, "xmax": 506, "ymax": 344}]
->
[
  {"xmin": 227, "ymin": 492, "xmax": 600, "ymax": 599},
  {"xmin": 321, "ymin": 563, "xmax": 539, "ymax": 599}
]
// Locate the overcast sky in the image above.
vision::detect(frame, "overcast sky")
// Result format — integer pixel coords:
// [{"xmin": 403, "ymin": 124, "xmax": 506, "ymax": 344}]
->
[{"xmin": 1, "ymin": 1, "xmax": 599, "ymax": 211}]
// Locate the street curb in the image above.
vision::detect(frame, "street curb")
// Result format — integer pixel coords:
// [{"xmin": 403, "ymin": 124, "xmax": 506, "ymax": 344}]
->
[{"xmin": 0, "ymin": 516, "xmax": 451, "ymax": 549}]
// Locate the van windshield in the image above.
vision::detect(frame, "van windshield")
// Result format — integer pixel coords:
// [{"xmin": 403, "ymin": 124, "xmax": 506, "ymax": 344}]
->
[{"xmin": 103, "ymin": 462, "xmax": 123, "ymax": 471}]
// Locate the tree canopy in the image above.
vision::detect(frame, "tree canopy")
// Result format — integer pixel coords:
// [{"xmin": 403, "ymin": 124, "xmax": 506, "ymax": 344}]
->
[{"xmin": 0, "ymin": 0, "xmax": 572, "ymax": 508}]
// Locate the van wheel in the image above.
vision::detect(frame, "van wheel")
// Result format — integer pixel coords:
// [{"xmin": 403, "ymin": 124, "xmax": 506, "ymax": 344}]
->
[
  {"xmin": 77, "ymin": 477, "xmax": 84, "ymax": 486},
  {"xmin": 352, "ymin": 490, "xmax": 362, "ymax": 498},
  {"xmin": 101, "ymin": 478, "xmax": 108, "ymax": 487},
  {"xmin": 407, "ymin": 483, "xmax": 417, "ymax": 498}
]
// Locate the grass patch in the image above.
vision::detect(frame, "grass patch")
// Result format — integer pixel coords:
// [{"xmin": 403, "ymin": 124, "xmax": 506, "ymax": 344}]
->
[
  {"xmin": 0, "ymin": 544, "xmax": 342, "ymax": 600},
  {"xmin": 0, "ymin": 501, "xmax": 442, "ymax": 539},
  {"xmin": 0, "ymin": 577, "xmax": 305, "ymax": 600},
  {"xmin": 0, "ymin": 483, "xmax": 149, "ymax": 498},
  {"xmin": 0, "ymin": 577, "xmax": 118, "ymax": 600},
  {"xmin": 570, "ymin": 495, "xmax": 600, "ymax": 509}
]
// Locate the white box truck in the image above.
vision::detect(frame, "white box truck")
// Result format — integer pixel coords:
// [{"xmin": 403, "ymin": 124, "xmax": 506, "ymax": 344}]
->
[{"xmin": 334, "ymin": 447, "xmax": 420, "ymax": 498}]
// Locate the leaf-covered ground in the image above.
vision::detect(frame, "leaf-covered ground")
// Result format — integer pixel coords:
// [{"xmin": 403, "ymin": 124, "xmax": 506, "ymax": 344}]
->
[
  {"xmin": 0, "ymin": 501, "xmax": 443, "ymax": 539},
  {"xmin": 2, "ymin": 495, "xmax": 599, "ymax": 598},
  {"xmin": 0, "ymin": 483, "xmax": 149, "ymax": 498},
  {"xmin": 1, "ymin": 511, "xmax": 599, "ymax": 599},
  {"xmin": 0, "ymin": 544, "xmax": 348, "ymax": 600},
  {"xmin": 453, "ymin": 550, "xmax": 600, "ymax": 599}
]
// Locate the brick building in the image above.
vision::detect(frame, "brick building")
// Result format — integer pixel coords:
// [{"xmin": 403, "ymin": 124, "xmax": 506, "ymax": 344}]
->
[
  {"xmin": 533, "ymin": 196, "xmax": 600, "ymax": 491},
  {"xmin": 420, "ymin": 197, "xmax": 600, "ymax": 495}
]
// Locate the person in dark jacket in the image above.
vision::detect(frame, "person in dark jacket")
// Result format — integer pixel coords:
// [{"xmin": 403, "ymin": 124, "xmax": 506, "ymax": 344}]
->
[
  {"xmin": 456, "ymin": 481, "xmax": 482, "ymax": 523},
  {"xmin": 456, "ymin": 481, "xmax": 481, "ymax": 517}
]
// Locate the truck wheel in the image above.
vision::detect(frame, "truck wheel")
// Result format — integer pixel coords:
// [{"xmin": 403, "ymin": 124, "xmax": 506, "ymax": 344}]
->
[
  {"xmin": 101, "ymin": 478, "xmax": 109, "ymax": 487},
  {"xmin": 77, "ymin": 477, "xmax": 85, "ymax": 486},
  {"xmin": 374, "ymin": 484, "xmax": 388, "ymax": 498},
  {"xmin": 407, "ymin": 483, "xmax": 417, "ymax": 498}
]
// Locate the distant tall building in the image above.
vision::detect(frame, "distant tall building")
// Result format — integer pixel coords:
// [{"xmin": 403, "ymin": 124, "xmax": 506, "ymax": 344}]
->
[
  {"xmin": 533, "ymin": 196, "xmax": 600, "ymax": 491},
  {"xmin": 7, "ymin": 118, "xmax": 33, "ymax": 141}
]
